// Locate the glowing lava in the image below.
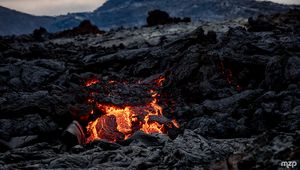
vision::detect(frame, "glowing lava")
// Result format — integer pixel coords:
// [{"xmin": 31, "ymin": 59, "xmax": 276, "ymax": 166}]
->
[
  {"xmin": 154, "ymin": 76, "xmax": 166, "ymax": 87},
  {"xmin": 85, "ymin": 79, "xmax": 100, "ymax": 87},
  {"xmin": 85, "ymin": 76, "xmax": 179, "ymax": 143}
]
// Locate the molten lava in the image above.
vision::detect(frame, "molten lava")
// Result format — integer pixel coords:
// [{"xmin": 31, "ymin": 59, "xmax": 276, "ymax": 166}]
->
[
  {"xmin": 155, "ymin": 76, "xmax": 166, "ymax": 87},
  {"xmin": 85, "ymin": 76, "xmax": 179, "ymax": 143},
  {"xmin": 218, "ymin": 61, "xmax": 242, "ymax": 91},
  {"xmin": 85, "ymin": 79, "xmax": 100, "ymax": 87}
]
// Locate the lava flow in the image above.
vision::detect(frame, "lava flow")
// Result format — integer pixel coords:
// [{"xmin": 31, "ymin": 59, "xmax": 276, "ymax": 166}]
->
[{"xmin": 85, "ymin": 76, "xmax": 179, "ymax": 143}]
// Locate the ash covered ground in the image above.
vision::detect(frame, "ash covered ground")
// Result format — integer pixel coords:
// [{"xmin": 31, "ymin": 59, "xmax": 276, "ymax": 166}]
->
[{"xmin": 0, "ymin": 10, "xmax": 300, "ymax": 169}]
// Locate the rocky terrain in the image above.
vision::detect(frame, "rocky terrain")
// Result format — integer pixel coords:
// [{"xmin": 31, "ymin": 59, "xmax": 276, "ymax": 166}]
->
[
  {"xmin": 0, "ymin": 0, "xmax": 298, "ymax": 35},
  {"xmin": 0, "ymin": 10, "xmax": 300, "ymax": 169}
]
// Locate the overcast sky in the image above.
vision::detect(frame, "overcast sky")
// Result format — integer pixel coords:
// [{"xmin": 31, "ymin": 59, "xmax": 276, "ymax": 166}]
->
[
  {"xmin": 0, "ymin": 0, "xmax": 107, "ymax": 16},
  {"xmin": 0, "ymin": 0, "xmax": 299, "ymax": 16},
  {"xmin": 258, "ymin": 0, "xmax": 300, "ymax": 4}
]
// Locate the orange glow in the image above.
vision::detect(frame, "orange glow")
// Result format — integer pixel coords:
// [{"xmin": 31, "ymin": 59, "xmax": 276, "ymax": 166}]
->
[
  {"xmin": 108, "ymin": 80, "xmax": 117, "ymax": 84},
  {"xmin": 85, "ymin": 76, "xmax": 179, "ymax": 143},
  {"xmin": 155, "ymin": 76, "xmax": 166, "ymax": 87},
  {"xmin": 97, "ymin": 104, "xmax": 135, "ymax": 138},
  {"xmin": 85, "ymin": 79, "xmax": 100, "ymax": 87},
  {"xmin": 171, "ymin": 120, "xmax": 180, "ymax": 128}
]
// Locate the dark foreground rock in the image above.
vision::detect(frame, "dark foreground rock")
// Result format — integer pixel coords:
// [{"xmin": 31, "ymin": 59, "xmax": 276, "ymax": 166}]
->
[
  {"xmin": 146, "ymin": 10, "xmax": 191, "ymax": 27},
  {"xmin": 0, "ymin": 10, "xmax": 299, "ymax": 169}
]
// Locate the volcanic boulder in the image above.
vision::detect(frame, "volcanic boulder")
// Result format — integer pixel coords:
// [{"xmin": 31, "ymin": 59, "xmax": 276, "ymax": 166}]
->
[
  {"xmin": 32, "ymin": 27, "xmax": 50, "ymax": 41},
  {"xmin": 147, "ymin": 10, "xmax": 191, "ymax": 26},
  {"xmin": 57, "ymin": 20, "xmax": 105, "ymax": 37},
  {"xmin": 248, "ymin": 9, "xmax": 300, "ymax": 32}
]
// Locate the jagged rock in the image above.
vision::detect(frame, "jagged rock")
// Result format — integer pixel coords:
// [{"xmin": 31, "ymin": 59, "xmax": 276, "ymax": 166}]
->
[
  {"xmin": 285, "ymin": 56, "xmax": 300, "ymax": 84},
  {"xmin": 123, "ymin": 131, "xmax": 167, "ymax": 147},
  {"xmin": 57, "ymin": 20, "xmax": 105, "ymax": 37},
  {"xmin": 82, "ymin": 48, "xmax": 151, "ymax": 67},
  {"xmin": 248, "ymin": 16, "xmax": 275, "ymax": 32},
  {"xmin": 147, "ymin": 10, "xmax": 171, "ymax": 26},
  {"xmin": 248, "ymin": 9, "xmax": 300, "ymax": 32},
  {"xmin": 169, "ymin": 46, "xmax": 201, "ymax": 85},
  {"xmin": 236, "ymin": 132, "xmax": 297, "ymax": 169},
  {"xmin": 0, "ymin": 59, "xmax": 65, "ymax": 90},
  {"xmin": 202, "ymin": 90, "xmax": 262, "ymax": 113},
  {"xmin": 71, "ymin": 145, "xmax": 85, "ymax": 154},
  {"xmin": 0, "ymin": 91, "xmax": 62, "ymax": 118},
  {"xmin": 0, "ymin": 39, "xmax": 10, "ymax": 52},
  {"xmin": 0, "ymin": 140, "xmax": 10, "ymax": 152},
  {"xmin": 49, "ymin": 155, "xmax": 89, "ymax": 169},
  {"xmin": 265, "ymin": 56, "xmax": 288, "ymax": 90},
  {"xmin": 187, "ymin": 114, "xmax": 251, "ymax": 138},
  {"xmin": 21, "ymin": 65, "xmax": 57, "ymax": 87},
  {"xmin": 86, "ymin": 140, "xmax": 121, "ymax": 150},
  {"xmin": 162, "ymin": 130, "xmax": 252, "ymax": 168},
  {"xmin": 0, "ymin": 114, "xmax": 58, "ymax": 141},
  {"xmin": 8, "ymin": 135, "xmax": 39, "ymax": 149},
  {"xmin": 32, "ymin": 27, "xmax": 50, "ymax": 41},
  {"xmin": 146, "ymin": 10, "xmax": 191, "ymax": 27}
]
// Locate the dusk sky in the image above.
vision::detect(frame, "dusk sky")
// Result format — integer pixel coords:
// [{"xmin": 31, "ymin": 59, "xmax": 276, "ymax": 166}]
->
[
  {"xmin": 0, "ymin": 0, "xmax": 299, "ymax": 16},
  {"xmin": 0, "ymin": 0, "xmax": 107, "ymax": 16}
]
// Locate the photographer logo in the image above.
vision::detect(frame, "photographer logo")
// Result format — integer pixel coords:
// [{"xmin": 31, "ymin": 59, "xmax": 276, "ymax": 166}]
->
[{"xmin": 280, "ymin": 161, "xmax": 297, "ymax": 169}]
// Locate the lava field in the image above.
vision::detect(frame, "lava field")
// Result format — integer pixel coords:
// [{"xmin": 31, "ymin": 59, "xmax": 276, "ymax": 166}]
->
[{"xmin": 0, "ymin": 10, "xmax": 299, "ymax": 169}]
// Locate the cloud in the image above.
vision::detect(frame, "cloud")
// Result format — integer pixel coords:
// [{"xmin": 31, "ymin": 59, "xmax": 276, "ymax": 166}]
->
[
  {"xmin": 1, "ymin": 0, "xmax": 299, "ymax": 16},
  {"xmin": 0, "ymin": 0, "xmax": 106, "ymax": 16},
  {"xmin": 257, "ymin": 0, "xmax": 300, "ymax": 4}
]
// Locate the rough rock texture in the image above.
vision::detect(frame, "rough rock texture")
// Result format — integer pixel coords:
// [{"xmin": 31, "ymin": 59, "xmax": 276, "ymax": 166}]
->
[{"xmin": 0, "ymin": 10, "xmax": 300, "ymax": 169}]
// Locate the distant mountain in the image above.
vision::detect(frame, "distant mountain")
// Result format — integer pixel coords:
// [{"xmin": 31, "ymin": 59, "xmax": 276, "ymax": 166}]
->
[
  {"xmin": 0, "ymin": 6, "xmax": 56, "ymax": 35},
  {"xmin": 0, "ymin": 0, "xmax": 298, "ymax": 35},
  {"xmin": 88, "ymin": 0, "xmax": 295, "ymax": 29}
]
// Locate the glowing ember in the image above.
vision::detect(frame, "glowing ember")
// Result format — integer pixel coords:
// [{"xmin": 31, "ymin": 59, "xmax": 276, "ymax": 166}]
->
[
  {"xmin": 155, "ymin": 76, "xmax": 166, "ymax": 86},
  {"xmin": 171, "ymin": 120, "xmax": 180, "ymax": 129},
  {"xmin": 218, "ymin": 61, "xmax": 242, "ymax": 90},
  {"xmin": 108, "ymin": 80, "xmax": 117, "ymax": 84},
  {"xmin": 96, "ymin": 104, "xmax": 135, "ymax": 138},
  {"xmin": 85, "ymin": 76, "xmax": 179, "ymax": 143},
  {"xmin": 85, "ymin": 79, "xmax": 100, "ymax": 87}
]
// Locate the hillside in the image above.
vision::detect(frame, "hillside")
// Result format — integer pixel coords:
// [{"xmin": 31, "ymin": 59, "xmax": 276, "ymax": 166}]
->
[
  {"xmin": 0, "ymin": 6, "xmax": 56, "ymax": 35},
  {"xmin": 89, "ymin": 0, "xmax": 293, "ymax": 29}
]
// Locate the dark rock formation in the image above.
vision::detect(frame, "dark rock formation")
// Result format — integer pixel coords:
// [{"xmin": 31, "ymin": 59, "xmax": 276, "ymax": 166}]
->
[
  {"xmin": 32, "ymin": 27, "xmax": 50, "ymax": 41},
  {"xmin": 147, "ymin": 10, "xmax": 172, "ymax": 26},
  {"xmin": 146, "ymin": 10, "xmax": 191, "ymax": 26},
  {"xmin": 57, "ymin": 20, "xmax": 105, "ymax": 37},
  {"xmin": 248, "ymin": 9, "xmax": 300, "ymax": 32}
]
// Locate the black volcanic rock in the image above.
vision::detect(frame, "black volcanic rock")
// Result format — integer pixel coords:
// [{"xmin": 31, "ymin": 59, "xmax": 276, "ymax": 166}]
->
[
  {"xmin": 0, "ymin": 39, "xmax": 10, "ymax": 52},
  {"xmin": 146, "ymin": 10, "xmax": 191, "ymax": 26},
  {"xmin": 147, "ymin": 10, "xmax": 172, "ymax": 26},
  {"xmin": 0, "ymin": 11, "xmax": 299, "ymax": 169},
  {"xmin": 32, "ymin": 27, "xmax": 50, "ymax": 41},
  {"xmin": 57, "ymin": 20, "xmax": 104, "ymax": 37},
  {"xmin": 248, "ymin": 9, "xmax": 300, "ymax": 32}
]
